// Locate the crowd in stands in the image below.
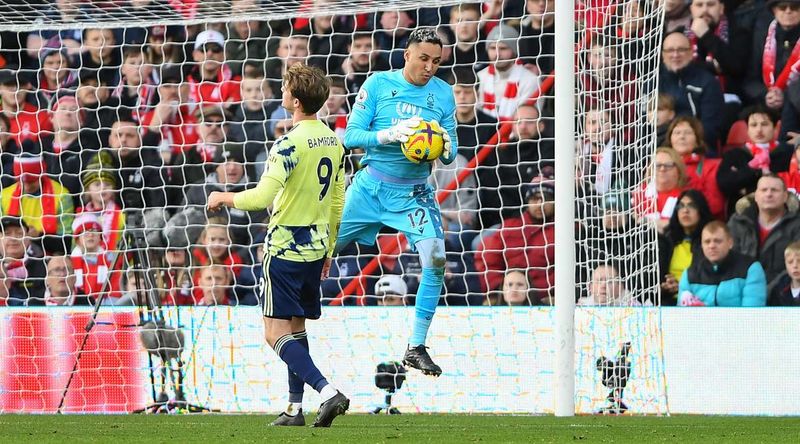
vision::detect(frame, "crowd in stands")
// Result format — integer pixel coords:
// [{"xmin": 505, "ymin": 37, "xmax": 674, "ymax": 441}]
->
[{"xmin": 2, "ymin": 0, "xmax": 800, "ymax": 308}]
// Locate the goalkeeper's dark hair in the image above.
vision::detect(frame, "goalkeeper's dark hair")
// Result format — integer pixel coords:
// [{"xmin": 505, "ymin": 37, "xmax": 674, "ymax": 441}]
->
[
  {"xmin": 283, "ymin": 64, "xmax": 330, "ymax": 115},
  {"xmin": 407, "ymin": 27, "xmax": 442, "ymax": 48}
]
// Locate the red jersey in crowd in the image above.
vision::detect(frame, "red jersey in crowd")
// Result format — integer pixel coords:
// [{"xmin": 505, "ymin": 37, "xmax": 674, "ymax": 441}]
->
[
  {"xmin": 187, "ymin": 65, "xmax": 241, "ymax": 107},
  {"xmin": 6, "ymin": 102, "xmax": 53, "ymax": 146}
]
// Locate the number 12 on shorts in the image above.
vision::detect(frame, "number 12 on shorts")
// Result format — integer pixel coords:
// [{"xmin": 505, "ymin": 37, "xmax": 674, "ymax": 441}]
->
[{"xmin": 407, "ymin": 208, "xmax": 428, "ymax": 229}]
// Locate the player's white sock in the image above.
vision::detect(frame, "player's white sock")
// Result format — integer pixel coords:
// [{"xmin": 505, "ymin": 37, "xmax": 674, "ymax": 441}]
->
[
  {"xmin": 284, "ymin": 402, "xmax": 302, "ymax": 416},
  {"xmin": 319, "ymin": 384, "xmax": 338, "ymax": 402}
]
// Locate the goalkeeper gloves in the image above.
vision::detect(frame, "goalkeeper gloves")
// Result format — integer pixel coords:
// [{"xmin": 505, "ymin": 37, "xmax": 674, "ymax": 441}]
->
[
  {"xmin": 432, "ymin": 120, "xmax": 453, "ymax": 160},
  {"xmin": 377, "ymin": 116, "xmax": 422, "ymax": 144}
]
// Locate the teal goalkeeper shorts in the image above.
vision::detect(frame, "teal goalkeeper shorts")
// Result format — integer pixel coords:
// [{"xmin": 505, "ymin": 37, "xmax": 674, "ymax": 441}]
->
[{"xmin": 337, "ymin": 167, "xmax": 444, "ymax": 251}]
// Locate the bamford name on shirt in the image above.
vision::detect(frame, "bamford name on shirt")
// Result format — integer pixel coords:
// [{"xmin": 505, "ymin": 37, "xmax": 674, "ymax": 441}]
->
[{"xmin": 307, "ymin": 136, "xmax": 338, "ymax": 149}]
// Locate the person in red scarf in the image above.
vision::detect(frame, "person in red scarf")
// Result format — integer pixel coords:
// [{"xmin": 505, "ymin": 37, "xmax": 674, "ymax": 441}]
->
[
  {"xmin": 632, "ymin": 147, "xmax": 689, "ymax": 232},
  {"xmin": 664, "ymin": 116, "xmax": 727, "ymax": 219},
  {"xmin": 778, "ymin": 145, "xmax": 800, "ymax": 193},
  {"xmin": 476, "ymin": 24, "xmax": 540, "ymax": 121},
  {"xmin": 187, "ymin": 30, "xmax": 241, "ymax": 108},
  {"xmin": 718, "ymin": 106, "xmax": 780, "ymax": 213},
  {"xmin": 70, "ymin": 212, "xmax": 121, "ymax": 302},
  {"xmin": 0, "ymin": 152, "xmax": 74, "ymax": 254},
  {"xmin": 79, "ymin": 167, "xmax": 126, "ymax": 258},
  {"xmin": 744, "ymin": 0, "xmax": 800, "ymax": 110}
]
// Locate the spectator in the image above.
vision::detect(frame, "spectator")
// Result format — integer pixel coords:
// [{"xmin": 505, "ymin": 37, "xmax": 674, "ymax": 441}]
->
[
  {"xmin": 451, "ymin": 69, "xmax": 498, "ymax": 161},
  {"xmin": 229, "ymin": 67, "xmax": 279, "ymax": 172},
  {"xmin": 578, "ymin": 264, "xmax": 632, "ymax": 306},
  {"xmin": 264, "ymin": 34, "xmax": 310, "ymax": 97},
  {"xmin": 79, "ymin": 166, "xmax": 126, "ymax": 255},
  {"xmin": 342, "ymin": 32, "xmax": 389, "ymax": 106},
  {"xmin": 579, "ymin": 190, "xmax": 655, "ymax": 303},
  {"xmin": 633, "ymin": 147, "xmax": 689, "ymax": 231},
  {"xmin": 225, "ymin": 1, "xmax": 270, "ymax": 76},
  {"xmin": 474, "ymin": 175, "xmax": 555, "ymax": 301},
  {"xmin": 768, "ymin": 240, "xmax": 800, "ymax": 305},
  {"xmin": 318, "ymin": 76, "xmax": 349, "ymax": 139},
  {"xmin": 718, "ymin": 105, "xmax": 779, "ymax": 214},
  {"xmin": 580, "ymin": 39, "xmax": 638, "ymax": 124},
  {"xmin": 656, "ymin": 93, "xmax": 677, "ymax": 146},
  {"xmin": 39, "ymin": 94, "xmax": 97, "ymax": 195},
  {"xmin": 374, "ymin": 274, "xmax": 410, "ymax": 307},
  {"xmin": 477, "ymin": 24, "xmax": 540, "ymax": 121},
  {"xmin": 729, "ymin": 173, "xmax": 800, "ymax": 286},
  {"xmin": 678, "ymin": 220, "xmax": 767, "ymax": 306},
  {"xmin": 188, "ymin": 30, "xmax": 242, "ymax": 107},
  {"xmin": 142, "ymin": 64, "xmax": 199, "ymax": 187},
  {"xmin": 394, "ymin": 237, "xmax": 480, "ymax": 306},
  {"xmin": 664, "ymin": 0, "xmax": 693, "ymax": 32},
  {"xmin": 185, "ymin": 143, "xmax": 266, "ymax": 243},
  {"xmin": 145, "ymin": 25, "xmax": 186, "ymax": 66},
  {"xmin": 193, "ymin": 105, "xmax": 229, "ymax": 166},
  {"xmin": 664, "ymin": 116, "xmax": 726, "ymax": 219},
  {"xmin": 744, "ymin": 0, "xmax": 800, "ymax": 110},
  {"xmin": 44, "ymin": 254, "xmax": 89, "ymax": 306},
  {"xmin": 776, "ymin": 66, "xmax": 800, "ymax": 171},
  {"xmin": 0, "ymin": 216, "xmax": 46, "ymax": 306},
  {"xmin": 37, "ymin": 36, "xmax": 78, "ymax": 103},
  {"xmin": 375, "ymin": 10, "xmax": 416, "ymax": 70},
  {"xmin": 778, "ymin": 144, "xmax": 800, "ymax": 192},
  {"xmin": 431, "ymin": 154, "xmax": 478, "ymax": 246},
  {"xmin": 657, "ymin": 189, "xmax": 714, "ymax": 305},
  {"xmin": 321, "ymin": 242, "xmax": 379, "ymax": 303},
  {"xmin": 501, "ymin": 269, "xmax": 533, "ymax": 306},
  {"xmin": 0, "ymin": 113, "xmax": 20, "ymax": 189},
  {"xmin": 77, "ymin": 28, "xmax": 121, "ymax": 86},
  {"xmin": 113, "ymin": 45, "xmax": 157, "ymax": 119},
  {"xmin": 192, "ymin": 217, "xmax": 247, "ymax": 286},
  {"xmin": 154, "ymin": 231, "xmax": 194, "ymax": 306},
  {"xmin": 658, "ymin": 30, "xmax": 724, "ymax": 149},
  {"xmin": 190, "ymin": 263, "xmax": 234, "ymax": 306},
  {"xmin": 305, "ymin": 0, "xmax": 354, "ymax": 75},
  {"xmin": 685, "ymin": 0, "xmax": 750, "ymax": 104},
  {"xmin": 76, "ymin": 67, "xmax": 120, "ymax": 150},
  {"xmin": 519, "ymin": 0, "xmax": 554, "ymax": 74},
  {"xmin": 479, "ymin": 105, "xmax": 551, "ymax": 229},
  {"xmin": 0, "ymin": 152, "xmax": 74, "ymax": 251},
  {"xmin": 0, "ymin": 66, "xmax": 52, "ymax": 147},
  {"xmin": 101, "ymin": 116, "xmax": 168, "ymax": 213},
  {"xmin": 448, "ymin": 3, "xmax": 488, "ymax": 71},
  {"xmin": 577, "ymin": 107, "xmax": 623, "ymax": 197},
  {"xmin": 70, "ymin": 212, "xmax": 119, "ymax": 302}
]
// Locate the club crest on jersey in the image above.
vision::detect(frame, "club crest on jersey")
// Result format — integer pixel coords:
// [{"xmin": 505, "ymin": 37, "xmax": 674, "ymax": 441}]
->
[
  {"xmin": 427, "ymin": 93, "xmax": 434, "ymax": 108},
  {"xmin": 356, "ymin": 88, "xmax": 368, "ymax": 104},
  {"xmin": 395, "ymin": 102, "xmax": 421, "ymax": 118}
]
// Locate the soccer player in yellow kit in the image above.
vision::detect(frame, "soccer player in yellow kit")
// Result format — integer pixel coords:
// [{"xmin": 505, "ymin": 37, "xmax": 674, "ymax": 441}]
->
[{"xmin": 208, "ymin": 64, "xmax": 347, "ymax": 428}]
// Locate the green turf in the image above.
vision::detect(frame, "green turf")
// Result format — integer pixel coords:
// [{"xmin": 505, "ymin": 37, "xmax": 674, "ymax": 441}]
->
[{"xmin": 1, "ymin": 414, "xmax": 798, "ymax": 443}]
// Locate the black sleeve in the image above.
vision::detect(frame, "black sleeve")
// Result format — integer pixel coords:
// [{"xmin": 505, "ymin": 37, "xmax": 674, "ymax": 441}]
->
[{"xmin": 716, "ymin": 148, "xmax": 759, "ymax": 198}]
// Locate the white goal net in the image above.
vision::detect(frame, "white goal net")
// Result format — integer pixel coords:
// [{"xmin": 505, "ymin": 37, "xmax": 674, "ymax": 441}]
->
[{"xmin": 0, "ymin": 0, "xmax": 666, "ymax": 415}]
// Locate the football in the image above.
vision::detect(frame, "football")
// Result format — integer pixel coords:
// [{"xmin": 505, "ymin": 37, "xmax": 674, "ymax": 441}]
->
[{"xmin": 400, "ymin": 120, "xmax": 445, "ymax": 164}]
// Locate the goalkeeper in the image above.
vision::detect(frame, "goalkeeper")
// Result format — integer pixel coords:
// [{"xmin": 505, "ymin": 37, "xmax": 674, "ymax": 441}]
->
[
  {"xmin": 341, "ymin": 27, "xmax": 458, "ymax": 377},
  {"xmin": 208, "ymin": 64, "xmax": 348, "ymax": 427}
]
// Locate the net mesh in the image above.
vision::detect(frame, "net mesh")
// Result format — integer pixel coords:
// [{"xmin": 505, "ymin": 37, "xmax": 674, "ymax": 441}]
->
[{"xmin": 0, "ymin": 0, "xmax": 666, "ymax": 414}]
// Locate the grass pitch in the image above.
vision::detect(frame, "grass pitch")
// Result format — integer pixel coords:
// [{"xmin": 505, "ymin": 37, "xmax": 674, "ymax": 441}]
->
[{"xmin": 1, "ymin": 414, "xmax": 798, "ymax": 443}]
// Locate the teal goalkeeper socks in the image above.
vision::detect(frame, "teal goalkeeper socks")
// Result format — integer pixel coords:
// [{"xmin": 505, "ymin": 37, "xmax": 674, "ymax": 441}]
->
[{"xmin": 409, "ymin": 267, "xmax": 444, "ymax": 347}]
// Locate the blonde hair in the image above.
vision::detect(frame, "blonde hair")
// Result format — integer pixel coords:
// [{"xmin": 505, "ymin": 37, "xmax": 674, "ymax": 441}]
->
[
  {"xmin": 786, "ymin": 240, "xmax": 800, "ymax": 257},
  {"xmin": 651, "ymin": 146, "xmax": 688, "ymax": 187}
]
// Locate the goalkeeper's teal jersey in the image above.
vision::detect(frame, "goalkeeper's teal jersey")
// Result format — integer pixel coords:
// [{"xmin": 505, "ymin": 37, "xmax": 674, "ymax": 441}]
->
[
  {"xmin": 343, "ymin": 70, "xmax": 458, "ymax": 180},
  {"xmin": 233, "ymin": 119, "xmax": 345, "ymax": 262}
]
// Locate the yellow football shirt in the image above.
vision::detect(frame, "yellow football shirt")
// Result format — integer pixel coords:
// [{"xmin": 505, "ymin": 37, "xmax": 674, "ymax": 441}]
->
[{"xmin": 233, "ymin": 119, "xmax": 345, "ymax": 262}]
